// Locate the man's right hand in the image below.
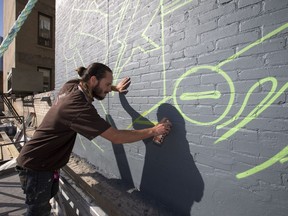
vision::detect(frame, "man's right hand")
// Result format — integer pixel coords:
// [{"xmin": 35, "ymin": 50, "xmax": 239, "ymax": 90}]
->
[{"xmin": 153, "ymin": 117, "xmax": 172, "ymax": 136}]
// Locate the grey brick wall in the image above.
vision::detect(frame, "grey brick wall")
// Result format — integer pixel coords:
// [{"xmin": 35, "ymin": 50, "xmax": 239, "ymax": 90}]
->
[{"xmin": 56, "ymin": 0, "xmax": 288, "ymax": 215}]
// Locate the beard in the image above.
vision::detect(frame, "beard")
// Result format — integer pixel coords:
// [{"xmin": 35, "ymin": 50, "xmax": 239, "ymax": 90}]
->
[{"xmin": 92, "ymin": 85, "xmax": 105, "ymax": 100}]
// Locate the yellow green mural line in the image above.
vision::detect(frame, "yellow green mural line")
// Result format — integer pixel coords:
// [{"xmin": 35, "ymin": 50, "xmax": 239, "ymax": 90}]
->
[
  {"xmin": 216, "ymin": 80, "xmax": 288, "ymax": 143},
  {"xmin": 129, "ymin": 18, "xmax": 288, "ymax": 179},
  {"xmin": 236, "ymin": 146, "xmax": 288, "ymax": 179},
  {"xmin": 214, "ymin": 23, "xmax": 288, "ymax": 141},
  {"xmin": 79, "ymin": 136, "xmax": 86, "ymax": 151},
  {"xmin": 215, "ymin": 77, "xmax": 277, "ymax": 137},
  {"xmin": 280, "ymin": 157, "xmax": 288, "ymax": 164},
  {"xmin": 160, "ymin": 0, "xmax": 167, "ymax": 96},
  {"xmin": 217, "ymin": 22, "xmax": 288, "ymax": 68},
  {"xmin": 78, "ymin": 32, "xmax": 107, "ymax": 44},
  {"xmin": 164, "ymin": 0, "xmax": 182, "ymax": 12},
  {"xmin": 173, "ymin": 66, "xmax": 235, "ymax": 125},
  {"xmin": 180, "ymin": 90, "xmax": 221, "ymax": 101},
  {"xmin": 216, "ymin": 77, "xmax": 277, "ymax": 130},
  {"xmin": 113, "ymin": 2, "xmax": 162, "ymax": 85},
  {"xmin": 113, "ymin": 0, "xmax": 140, "ymax": 81},
  {"xmin": 62, "ymin": 1, "xmax": 288, "ymax": 179},
  {"xmin": 126, "ymin": 96, "xmax": 172, "ymax": 129},
  {"xmin": 91, "ymin": 140, "xmax": 104, "ymax": 152},
  {"xmin": 123, "ymin": 0, "xmax": 208, "ymax": 127},
  {"xmin": 235, "ymin": 82, "xmax": 288, "ymax": 178},
  {"xmin": 114, "ymin": 12, "xmax": 162, "ymax": 82},
  {"xmin": 72, "ymin": 4, "xmax": 108, "ymax": 17},
  {"xmin": 112, "ymin": 0, "xmax": 195, "ymax": 96},
  {"xmin": 163, "ymin": 0, "xmax": 194, "ymax": 16},
  {"xmin": 99, "ymin": 101, "xmax": 108, "ymax": 115}
]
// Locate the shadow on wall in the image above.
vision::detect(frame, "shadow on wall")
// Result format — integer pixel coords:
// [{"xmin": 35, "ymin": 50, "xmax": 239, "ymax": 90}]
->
[
  {"xmin": 119, "ymin": 94, "xmax": 204, "ymax": 215},
  {"xmin": 106, "ymin": 114, "xmax": 135, "ymax": 187}
]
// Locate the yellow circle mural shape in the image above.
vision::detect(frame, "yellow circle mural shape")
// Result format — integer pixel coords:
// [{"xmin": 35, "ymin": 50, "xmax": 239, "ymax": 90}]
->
[{"xmin": 173, "ymin": 65, "xmax": 235, "ymax": 126}]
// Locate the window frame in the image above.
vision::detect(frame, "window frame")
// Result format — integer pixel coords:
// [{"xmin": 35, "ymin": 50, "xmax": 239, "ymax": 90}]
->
[
  {"xmin": 37, "ymin": 66, "xmax": 52, "ymax": 92},
  {"xmin": 38, "ymin": 12, "xmax": 53, "ymax": 48}
]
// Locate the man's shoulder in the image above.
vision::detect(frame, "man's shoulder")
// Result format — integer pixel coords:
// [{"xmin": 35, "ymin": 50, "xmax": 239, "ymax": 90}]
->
[
  {"xmin": 59, "ymin": 79, "xmax": 80, "ymax": 93},
  {"xmin": 64, "ymin": 79, "xmax": 80, "ymax": 87}
]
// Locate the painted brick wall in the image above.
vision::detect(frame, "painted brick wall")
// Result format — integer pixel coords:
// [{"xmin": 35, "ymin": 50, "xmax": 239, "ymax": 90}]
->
[{"xmin": 56, "ymin": 0, "xmax": 288, "ymax": 215}]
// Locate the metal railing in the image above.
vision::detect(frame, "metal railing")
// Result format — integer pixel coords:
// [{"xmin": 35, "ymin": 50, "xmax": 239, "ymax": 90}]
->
[{"xmin": 1, "ymin": 94, "xmax": 23, "ymax": 124}]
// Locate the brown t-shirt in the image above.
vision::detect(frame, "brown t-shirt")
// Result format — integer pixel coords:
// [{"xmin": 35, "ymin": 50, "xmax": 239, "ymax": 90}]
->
[{"xmin": 16, "ymin": 79, "xmax": 111, "ymax": 171}]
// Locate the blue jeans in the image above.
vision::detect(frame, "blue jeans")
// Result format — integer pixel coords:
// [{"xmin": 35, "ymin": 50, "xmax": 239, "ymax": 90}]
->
[{"xmin": 16, "ymin": 165, "xmax": 59, "ymax": 216}]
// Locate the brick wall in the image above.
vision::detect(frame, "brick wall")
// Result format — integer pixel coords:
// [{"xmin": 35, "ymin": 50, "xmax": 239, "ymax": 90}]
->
[
  {"xmin": 55, "ymin": 0, "xmax": 288, "ymax": 215},
  {"xmin": 32, "ymin": 92, "xmax": 55, "ymax": 127},
  {"xmin": 13, "ymin": 92, "xmax": 53, "ymax": 128}
]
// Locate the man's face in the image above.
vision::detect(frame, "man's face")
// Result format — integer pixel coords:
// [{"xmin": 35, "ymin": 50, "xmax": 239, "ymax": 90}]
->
[{"xmin": 91, "ymin": 72, "xmax": 113, "ymax": 100}]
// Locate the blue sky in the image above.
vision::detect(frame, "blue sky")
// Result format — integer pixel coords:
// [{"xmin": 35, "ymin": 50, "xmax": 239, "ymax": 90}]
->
[{"xmin": 0, "ymin": 0, "xmax": 3, "ymax": 37}]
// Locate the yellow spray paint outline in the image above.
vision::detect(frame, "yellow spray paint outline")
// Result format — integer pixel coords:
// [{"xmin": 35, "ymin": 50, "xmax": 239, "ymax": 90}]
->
[
  {"xmin": 215, "ymin": 77, "xmax": 279, "ymax": 143},
  {"xmin": 78, "ymin": 135, "xmax": 87, "ymax": 151},
  {"xmin": 123, "ymin": 6, "xmax": 288, "ymax": 179},
  {"xmin": 59, "ymin": 2, "xmax": 183, "ymax": 153},
  {"xmin": 78, "ymin": 134, "xmax": 106, "ymax": 153},
  {"xmin": 215, "ymin": 78, "xmax": 288, "ymax": 178},
  {"xmin": 91, "ymin": 140, "xmax": 105, "ymax": 152},
  {"xmin": 62, "ymin": 1, "xmax": 288, "ymax": 178},
  {"xmin": 126, "ymin": 96, "xmax": 172, "ymax": 129},
  {"xmin": 63, "ymin": 0, "xmax": 195, "ymax": 110},
  {"xmin": 171, "ymin": 23, "xmax": 288, "ymax": 135},
  {"xmin": 124, "ymin": 0, "xmax": 200, "ymax": 128},
  {"xmin": 216, "ymin": 77, "xmax": 277, "ymax": 130},
  {"xmin": 128, "ymin": 22, "xmax": 288, "ymax": 178},
  {"xmin": 236, "ymin": 146, "xmax": 288, "ymax": 179},
  {"xmin": 113, "ymin": 3, "xmax": 288, "ymax": 181},
  {"xmin": 180, "ymin": 90, "xmax": 222, "ymax": 101},
  {"xmin": 177, "ymin": 23, "xmax": 288, "ymax": 178},
  {"xmin": 235, "ymin": 82, "xmax": 288, "ymax": 178},
  {"xmin": 63, "ymin": 1, "xmax": 111, "ymax": 153},
  {"xmin": 112, "ymin": 0, "xmax": 141, "ymax": 81},
  {"xmin": 173, "ymin": 65, "xmax": 235, "ymax": 125},
  {"xmin": 111, "ymin": 0, "xmax": 195, "ymax": 95},
  {"xmin": 280, "ymin": 157, "xmax": 288, "ymax": 164}
]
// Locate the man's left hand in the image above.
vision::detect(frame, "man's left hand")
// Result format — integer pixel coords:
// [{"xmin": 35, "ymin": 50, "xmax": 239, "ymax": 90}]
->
[{"xmin": 115, "ymin": 77, "xmax": 131, "ymax": 94}]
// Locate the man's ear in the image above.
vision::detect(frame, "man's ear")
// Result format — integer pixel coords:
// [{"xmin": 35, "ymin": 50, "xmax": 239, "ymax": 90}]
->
[{"xmin": 90, "ymin": 75, "xmax": 99, "ymax": 85}]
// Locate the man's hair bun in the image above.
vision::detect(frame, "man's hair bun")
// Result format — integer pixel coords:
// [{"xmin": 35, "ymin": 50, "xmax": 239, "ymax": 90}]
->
[{"xmin": 75, "ymin": 67, "xmax": 87, "ymax": 77}]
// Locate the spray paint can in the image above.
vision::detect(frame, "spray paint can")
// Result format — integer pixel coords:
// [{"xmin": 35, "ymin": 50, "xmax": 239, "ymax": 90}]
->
[
  {"xmin": 153, "ymin": 133, "xmax": 167, "ymax": 145},
  {"xmin": 153, "ymin": 118, "xmax": 170, "ymax": 145}
]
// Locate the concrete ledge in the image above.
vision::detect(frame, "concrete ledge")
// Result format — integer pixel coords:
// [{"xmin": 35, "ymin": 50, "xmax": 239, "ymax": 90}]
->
[{"xmin": 65, "ymin": 154, "xmax": 176, "ymax": 216}]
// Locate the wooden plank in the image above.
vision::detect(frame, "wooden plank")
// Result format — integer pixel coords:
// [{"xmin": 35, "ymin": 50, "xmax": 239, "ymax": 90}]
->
[
  {"xmin": 0, "ymin": 131, "xmax": 12, "ymax": 142},
  {"xmin": 0, "ymin": 131, "xmax": 19, "ymax": 161},
  {"xmin": 0, "ymin": 144, "xmax": 12, "ymax": 161}
]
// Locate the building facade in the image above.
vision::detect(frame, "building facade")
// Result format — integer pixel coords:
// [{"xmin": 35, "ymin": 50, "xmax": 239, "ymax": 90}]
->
[
  {"xmin": 0, "ymin": 36, "xmax": 3, "ymax": 92},
  {"xmin": 3, "ymin": 0, "xmax": 55, "ymax": 96},
  {"xmin": 55, "ymin": 0, "xmax": 288, "ymax": 215}
]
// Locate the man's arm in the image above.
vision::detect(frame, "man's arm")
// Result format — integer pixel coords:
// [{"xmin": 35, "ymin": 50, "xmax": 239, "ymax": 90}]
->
[
  {"xmin": 107, "ymin": 77, "xmax": 171, "ymax": 144},
  {"xmin": 100, "ymin": 119, "xmax": 171, "ymax": 144}
]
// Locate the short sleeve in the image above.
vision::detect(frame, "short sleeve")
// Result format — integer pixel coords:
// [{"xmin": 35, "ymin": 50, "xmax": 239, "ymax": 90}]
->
[{"xmin": 70, "ymin": 106, "xmax": 111, "ymax": 140}]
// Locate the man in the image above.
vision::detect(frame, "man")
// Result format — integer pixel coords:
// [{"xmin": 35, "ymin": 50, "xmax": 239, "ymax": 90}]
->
[{"xmin": 16, "ymin": 62, "xmax": 172, "ymax": 216}]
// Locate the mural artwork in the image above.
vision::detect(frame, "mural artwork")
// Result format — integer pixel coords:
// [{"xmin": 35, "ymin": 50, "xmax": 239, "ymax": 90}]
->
[{"xmin": 61, "ymin": 0, "xmax": 288, "ymax": 181}]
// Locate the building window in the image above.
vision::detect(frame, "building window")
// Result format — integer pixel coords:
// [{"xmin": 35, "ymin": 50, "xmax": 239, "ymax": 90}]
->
[
  {"xmin": 38, "ymin": 13, "xmax": 52, "ymax": 47},
  {"xmin": 38, "ymin": 67, "xmax": 52, "ymax": 92}
]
